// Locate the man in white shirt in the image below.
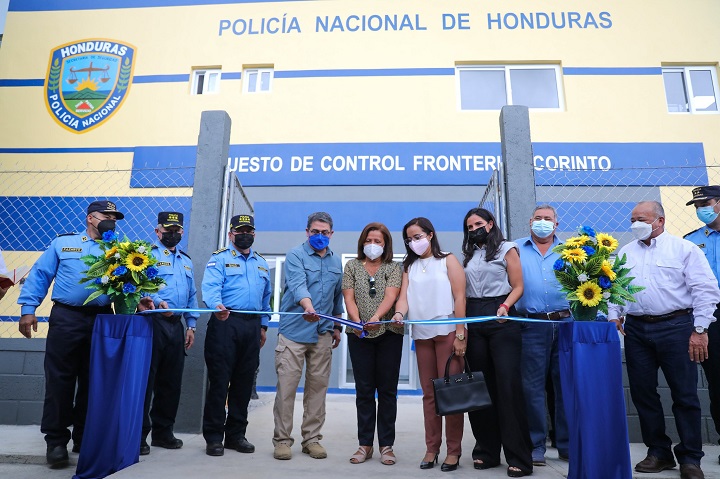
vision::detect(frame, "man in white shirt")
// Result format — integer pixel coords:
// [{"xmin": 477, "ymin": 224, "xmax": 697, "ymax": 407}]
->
[{"xmin": 609, "ymin": 201, "xmax": 720, "ymax": 479}]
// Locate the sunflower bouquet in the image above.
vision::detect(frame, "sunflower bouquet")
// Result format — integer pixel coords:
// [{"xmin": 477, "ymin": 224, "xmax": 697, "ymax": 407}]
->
[
  {"xmin": 79, "ymin": 230, "xmax": 165, "ymax": 314},
  {"xmin": 552, "ymin": 226, "xmax": 644, "ymax": 321}
]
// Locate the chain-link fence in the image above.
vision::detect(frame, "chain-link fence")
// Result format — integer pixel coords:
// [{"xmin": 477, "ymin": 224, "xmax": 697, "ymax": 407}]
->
[{"xmin": 0, "ymin": 163, "xmax": 195, "ymax": 338}]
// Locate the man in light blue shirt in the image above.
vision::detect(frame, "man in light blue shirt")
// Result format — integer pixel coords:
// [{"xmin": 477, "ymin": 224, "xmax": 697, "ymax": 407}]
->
[
  {"xmin": 514, "ymin": 204, "xmax": 571, "ymax": 466},
  {"xmin": 273, "ymin": 212, "xmax": 344, "ymax": 461}
]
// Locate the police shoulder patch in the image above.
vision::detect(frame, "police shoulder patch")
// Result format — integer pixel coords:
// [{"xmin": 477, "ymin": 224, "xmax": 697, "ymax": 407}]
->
[
  {"xmin": 213, "ymin": 247, "xmax": 228, "ymax": 255},
  {"xmin": 180, "ymin": 250, "xmax": 192, "ymax": 259},
  {"xmin": 206, "ymin": 261, "xmax": 217, "ymax": 268}
]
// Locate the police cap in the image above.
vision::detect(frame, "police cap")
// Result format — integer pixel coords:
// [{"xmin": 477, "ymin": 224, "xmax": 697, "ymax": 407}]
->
[
  {"xmin": 87, "ymin": 200, "xmax": 125, "ymax": 220},
  {"xmin": 230, "ymin": 214, "xmax": 254, "ymax": 230},
  {"xmin": 158, "ymin": 211, "xmax": 183, "ymax": 227},
  {"xmin": 686, "ymin": 186, "xmax": 720, "ymax": 205}
]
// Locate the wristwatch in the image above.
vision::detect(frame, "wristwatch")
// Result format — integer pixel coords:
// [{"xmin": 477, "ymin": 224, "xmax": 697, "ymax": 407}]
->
[
  {"xmin": 187, "ymin": 326, "xmax": 196, "ymax": 332},
  {"xmin": 694, "ymin": 326, "xmax": 708, "ymax": 334},
  {"xmin": 456, "ymin": 333, "xmax": 465, "ymax": 341}
]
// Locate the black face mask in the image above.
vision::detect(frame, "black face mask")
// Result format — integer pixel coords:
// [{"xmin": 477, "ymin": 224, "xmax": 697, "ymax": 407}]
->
[
  {"xmin": 468, "ymin": 227, "xmax": 489, "ymax": 245},
  {"xmin": 234, "ymin": 233, "xmax": 254, "ymax": 250},
  {"xmin": 160, "ymin": 231, "xmax": 182, "ymax": 249},
  {"xmin": 97, "ymin": 220, "xmax": 116, "ymax": 236}
]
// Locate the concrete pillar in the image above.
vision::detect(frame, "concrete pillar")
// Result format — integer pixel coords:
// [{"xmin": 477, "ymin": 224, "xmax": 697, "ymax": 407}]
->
[
  {"xmin": 175, "ymin": 111, "xmax": 232, "ymax": 432},
  {"xmin": 499, "ymin": 106, "xmax": 537, "ymax": 241}
]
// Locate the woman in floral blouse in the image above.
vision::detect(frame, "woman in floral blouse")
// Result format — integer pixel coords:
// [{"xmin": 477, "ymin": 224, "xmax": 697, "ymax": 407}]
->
[{"xmin": 342, "ymin": 222, "xmax": 403, "ymax": 466}]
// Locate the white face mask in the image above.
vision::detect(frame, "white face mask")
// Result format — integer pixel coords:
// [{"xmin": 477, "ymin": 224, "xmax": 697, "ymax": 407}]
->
[
  {"xmin": 631, "ymin": 218, "xmax": 658, "ymax": 241},
  {"xmin": 363, "ymin": 243, "xmax": 384, "ymax": 261},
  {"xmin": 531, "ymin": 219, "xmax": 555, "ymax": 238},
  {"xmin": 409, "ymin": 237, "xmax": 430, "ymax": 256}
]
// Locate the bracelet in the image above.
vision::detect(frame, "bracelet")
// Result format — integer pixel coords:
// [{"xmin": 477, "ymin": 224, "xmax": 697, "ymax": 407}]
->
[
  {"xmin": 499, "ymin": 303, "xmax": 509, "ymax": 311},
  {"xmin": 394, "ymin": 311, "xmax": 405, "ymax": 319}
]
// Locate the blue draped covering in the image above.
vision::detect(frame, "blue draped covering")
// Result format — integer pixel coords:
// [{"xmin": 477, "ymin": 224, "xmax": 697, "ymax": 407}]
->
[
  {"xmin": 559, "ymin": 321, "xmax": 632, "ymax": 479},
  {"xmin": 73, "ymin": 314, "xmax": 153, "ymax": 479}
]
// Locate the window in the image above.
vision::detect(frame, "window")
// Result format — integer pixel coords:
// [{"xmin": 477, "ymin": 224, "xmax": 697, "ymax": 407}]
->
[
  {"xmin": 191, "ymin": 69, "xmax": 220, "ymax": 95},
  {"xmin": 457, "ymin": 65, "xmax": 562, "ymax": 111},
  {"xmin": 662, "ymin": 66, "xmax": 718, "ymax": 113},
  {"xmin": 244, "ymin": 68, "xmax": 273, "ymax": 93}
]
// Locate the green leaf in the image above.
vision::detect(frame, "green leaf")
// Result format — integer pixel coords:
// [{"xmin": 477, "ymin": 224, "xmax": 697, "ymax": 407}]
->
[
  {"xmin": 585, "ymin": 255, "xmax": 603, "ymax": 276},
  {"xmin": 82, "ymin": 290, "xmax": 105, "ymax": 305},
  {"xmin": 131, "ymin": 270, "xmax": 140, "ymax": 284},
  {"xmin": 598, "ymin": 302, "xmax": 609, "ymax": 314},
  {"xmin": 555, "ymin": 271, "xmax": 579, "ymax": 291}
]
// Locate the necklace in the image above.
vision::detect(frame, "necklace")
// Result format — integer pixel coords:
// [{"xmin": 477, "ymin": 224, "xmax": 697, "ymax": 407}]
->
[{"xmin": 419, "ymin": 257, "xmax": 431, "ymax": 273}]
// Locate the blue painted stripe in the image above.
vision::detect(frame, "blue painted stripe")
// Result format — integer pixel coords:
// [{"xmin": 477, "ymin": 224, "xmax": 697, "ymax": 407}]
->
[
  {"xmin": 0, "ymin": 147, "xmax": 134, "ymax": 154},
  {"xmin": 221, "ymin": 72, "xmax": 242, "ymax": 80},
  {"xmin": 563, "ymin": 67, "xmax": 662, "ymax": 76},
  {"xmin": 131, "ymin": 146, "xmax": 196, "ymax": 188},
  {"xmin": 275, "ymin": 68, "xmax": 455, "ymax": 78},
  {"xmin": 0, "ymin": 196, "xmax": 193, "ymax": 251},
  {"xmin": 9, "ymin": 0, "xmax": 304, "ymax": 11},
  {"xmin": 133, "ymin": 74, "xmax": 189, "ymax": 83},
  {"xmin": 0, "ymin": 79, "xmax": 45, "ymax": 87}
]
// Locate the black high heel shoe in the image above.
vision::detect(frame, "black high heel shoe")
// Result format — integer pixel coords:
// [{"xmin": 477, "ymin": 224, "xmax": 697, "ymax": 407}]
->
[
  {"xmin": 420, "ymin": 453, "xmax": 439, "ymax": 469},
  {"xmin": 441, "ymin": 454, "xmax": 461, "ymax": 472}
]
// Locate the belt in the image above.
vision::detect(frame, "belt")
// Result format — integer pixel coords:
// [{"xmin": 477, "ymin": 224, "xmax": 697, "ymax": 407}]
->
[
  {"xmin": 524, "ymin": 309, "xmax": 572, "ymax": 320},
  {"xmin": 54, "ymin": 301, "xmax": 113, "ymax": 315},
  {"xmin": 628, "ymin": 308, "xmax": 693, "ymax": 324}
]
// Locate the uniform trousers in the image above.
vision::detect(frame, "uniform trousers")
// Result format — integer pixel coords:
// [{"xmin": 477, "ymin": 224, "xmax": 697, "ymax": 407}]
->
[
  {"xmin": 273, "ymin": 332, "xmax": 332, "ymax": 447},
  {"xmin": 625, "ymin": 313, "xmax": 703, "ymax": 465},
  {"xmin": 142, "ymin": 314, "xmax": 185, "ymax": 441},
  {"xmin": 42, "ymin": 302, "xmax": 112, "ymax": 448},
  {"xmin": 466, "ymin": 297, "xmax": 533, "ymax": 474},
  {"xmin": 203, "ymin": 312, "xmax": 260, "ymax": 444},
  {"xmin": 415, "ymin": 332, "xmax": 464, "ymax": 456},
  {"xmin": 347, "ymin": 330, "xmax": 404, "ymax": 447},
  {"xmin": 700, "ymin": 314, "xmax": 720, "ymax": 443}
]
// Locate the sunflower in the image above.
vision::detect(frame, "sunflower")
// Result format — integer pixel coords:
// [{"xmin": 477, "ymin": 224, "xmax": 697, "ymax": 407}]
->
[
  {"xmin": 564, "ymin": 236, "xmax": 589, "ymax": 247},
  {"xmin": 596, "ymin": 233, "xmax": 619, "ymax": 253},
  {"xmin": 576, "ymin": 282, "xmax": 602, "ymax": 307},
  {"xmin": 601, "ymin": 260, "xmax": 617, "ymax": 281},
  {"xmin": 125, "ymin": 252, "xmax": 150, "ymax": 272},
  {"xmin": 560, "ymin": 247, "xmax": 588, "ymax": 264},
  {"xmin": 104, "ymin": 246, "xmax": 118, "ymax": 259},
  {"xmin": 106, "ymin": 264, "xmax": 119, "ymax": 276}
]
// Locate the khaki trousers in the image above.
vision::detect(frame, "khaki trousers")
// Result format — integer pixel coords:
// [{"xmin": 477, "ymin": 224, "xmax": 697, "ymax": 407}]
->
[{"xmin": 272, "ymin": 333, "xmax": 332, "ymax": 447}]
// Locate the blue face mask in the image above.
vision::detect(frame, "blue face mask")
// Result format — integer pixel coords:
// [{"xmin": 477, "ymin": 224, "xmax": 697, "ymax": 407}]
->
[
  {"xmin": 696, "ymin": 206, "xmax": 719, "ymax": 225},
  {"xmin": 309, "ymin": 233, "xmax": 330, "ymax": 250},
  {"xmin": 531, "ymin": 220, "xmax": 555, "ymax": 238}
]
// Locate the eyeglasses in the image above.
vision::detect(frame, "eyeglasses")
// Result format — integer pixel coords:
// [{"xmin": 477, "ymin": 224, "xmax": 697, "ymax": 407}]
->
[
  {"xmin": 404, "ymin": 233, "xmax": 427, "ymax": 245},
  {"xmin": 309, "ymin": 229, "xmax": 331, "ymax": 236},
  {"xmin": 368, "ymin": 276, "xmax": 376, "ymax": 298}
]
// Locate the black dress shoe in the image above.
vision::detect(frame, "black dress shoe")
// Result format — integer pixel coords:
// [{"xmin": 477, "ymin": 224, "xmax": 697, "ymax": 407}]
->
[
  {"xmin": 441, "ymin": 454, "xmax": 461, "ymax": 472},
  {"xmin": 71, "ymin": 443, "xmax": 81, "ymax": 454},
  {"xmin": 225, "ymin": 437, "xmax": 255, "ymax": 453},
  {"xmin": 206, "ymin": 442, "xmax": 224, "ymax": 456},
  {"xmin": 635, "ymin": 455, "xmax": 676, "ymax": 473},
  {"xmin": 46, "ymin": 445, "xmax": 69, "ymax": 468},
  {"xmin": 680, "ymin": 463, "xmax": 705, "ymax": 479},
  {"xmin": 151, "ymin": 436, "xmax": 183, "ymax": 449},
  {"xmin": 140, "ymin": 440, "xmax": 150, "ymax": 456},
  {"xmin": 420, "ymin": 454, "xmax": 438, "ymax": 469}
]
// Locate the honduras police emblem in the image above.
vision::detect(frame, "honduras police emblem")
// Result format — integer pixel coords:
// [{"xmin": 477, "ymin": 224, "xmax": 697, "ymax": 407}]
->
[{"xmin": 45, "ymin": 39, "xmax": 136, "ymax": 134}]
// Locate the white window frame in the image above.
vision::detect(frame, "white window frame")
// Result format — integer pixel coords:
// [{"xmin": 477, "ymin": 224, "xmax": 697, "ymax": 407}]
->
[
  {"xmin": 662, "ymin": 66, "xmax": 719, "ymax": 115},
  {"xmin": 191, "ymin": 68, "xmax": 221, "ymax": 95},
  {"xmin": 455, "ymin": 64, "xmax": 564, "ymax": 112},
  {"xmin": 243, "ymin": 68, "xmax": 274, "ymax": 94}
]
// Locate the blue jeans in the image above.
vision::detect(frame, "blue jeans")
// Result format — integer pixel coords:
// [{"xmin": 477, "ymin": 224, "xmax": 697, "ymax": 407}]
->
[
  {"xmin": 521, "ymin": 319, "xmax": 570, "ymax": 457},
  {"xmin": 625, "ymin": 314, "xmax": 703, "ymax": 465}
]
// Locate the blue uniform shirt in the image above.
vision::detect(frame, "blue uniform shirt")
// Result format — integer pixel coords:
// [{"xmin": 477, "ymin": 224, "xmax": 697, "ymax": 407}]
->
[
  {"xmin": 201, "ymin": 246, "xmax": 272, "ymax": 327},
  {"xmin": 279, "ymin": 241, "xmax": 344, "ymax": 344},
  {"xmin": 514, "ymin": 235, "xmax": 570, "ymax": 315},
  {"xmin": 147, "ymin": 240, "xmax": 199, "ymax": 328},
  {"xmin": 684, "ymin": 226, "xmax": 720, "ymax": 286},
  {"xmin": 18, "ymin": 231, "xmax": 111, "ymax": 315}
]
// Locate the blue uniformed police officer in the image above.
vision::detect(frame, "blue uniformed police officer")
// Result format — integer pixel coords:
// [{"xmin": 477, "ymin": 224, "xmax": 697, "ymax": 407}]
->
[
  {"xmin": 139, "ymin": 212, "xmax": 199, "ymax": 455},
  {"xmin": 685, "ymin": 185, "xmax": 720, "ymax": 465},
  {"xmin": 17, "ymin": 200, "xmax": 132, "ymax": 468},
  {"xmin": 201, "ymin": 214, "xmax": 272, "ymax": 457}
]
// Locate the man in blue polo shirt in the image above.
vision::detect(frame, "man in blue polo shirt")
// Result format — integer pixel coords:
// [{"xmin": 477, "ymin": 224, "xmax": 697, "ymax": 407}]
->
[
  {"xmin": 514, "ymin": 204, "xmax": 571, "ymax": 466},
  {"xmin": 272, "ymin": 211, "xmax": 344, "ymax": 461}
]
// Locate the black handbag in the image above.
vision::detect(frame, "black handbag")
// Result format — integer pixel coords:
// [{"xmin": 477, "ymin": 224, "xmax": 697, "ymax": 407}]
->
[{"xmin": 432, "ymin": 352, "xmax": 492, "ymax": 416}]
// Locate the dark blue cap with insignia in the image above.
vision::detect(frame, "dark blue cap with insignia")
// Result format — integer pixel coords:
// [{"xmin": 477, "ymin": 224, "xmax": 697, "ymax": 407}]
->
[
  {"xmin": 87, "ymin": 200, "xmax": 125, "ymax": 219},
  {"xmin": 230, "ymin": 214, "xmax": 254, "ymax": 230},
  {"xmin": 686, "ymin": 186, "xmax": 720, "ymax": 205},
  {"xmin": 158, "ymin": 211, "xmax": 183, "ymax": 227}
]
